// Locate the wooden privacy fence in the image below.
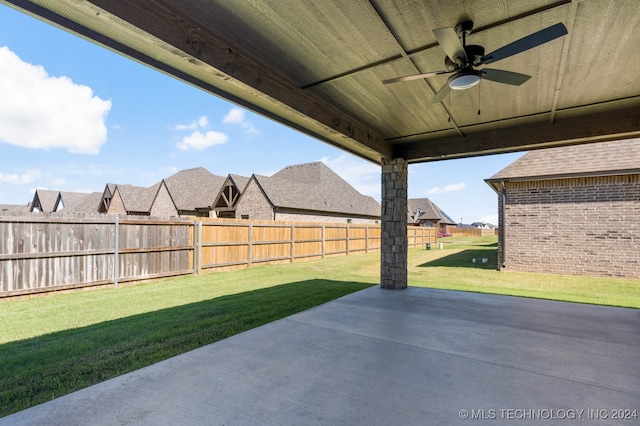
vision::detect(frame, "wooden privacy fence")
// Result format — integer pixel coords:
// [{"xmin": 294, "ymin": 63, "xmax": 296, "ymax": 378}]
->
[
  {"xmin": 0, "ymin": 216, "xmax": 436, "ymax": 297},
  {"xmin": 449, "ymin": 228, "xmax": 498, "ymax": 237}
]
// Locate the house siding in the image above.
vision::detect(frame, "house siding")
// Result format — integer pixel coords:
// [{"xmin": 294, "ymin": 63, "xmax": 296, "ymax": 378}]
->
[
  {"xmin": 499, "ymin": 175, "xmax": 640, "ymax": 279},
  {"xmin": 235, "ymin": 179, "xmax": 274, "ymax": 220}
]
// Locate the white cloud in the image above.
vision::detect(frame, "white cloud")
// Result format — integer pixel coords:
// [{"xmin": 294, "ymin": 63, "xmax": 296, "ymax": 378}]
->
[
  {"xmin": 222, "ymin": 108, "xmax": 244, "ymax": 124},
  {"xmin": 174, "ymin": 115, "xmax": 208, "ymax": 131},
  {"xmin": 223, "ymin": 108, "xmax": 259, "ymax": 135},
  {"xmin": 0, "ymin": 169, "xmax": 40, "ymax": 185},
  {"xmin": 426, "ymin": 182, "xmax": 467, "ymax": 195},
  {"xmin": 0, "ymin": 46, "xmax": 111, "ymax": 154},
  {"xmin": 320, "ymin": 155, "xmax": 380, "ymax": 200},
  {"xmin": 177, "ymin": 130, "xmax": 228, "ymax": 151}
]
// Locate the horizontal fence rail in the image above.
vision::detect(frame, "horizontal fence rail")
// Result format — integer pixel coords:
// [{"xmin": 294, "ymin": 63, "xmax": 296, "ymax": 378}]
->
[{"xmin": 0, "ymin": 215, "xmax": 436, "ymax": 297}]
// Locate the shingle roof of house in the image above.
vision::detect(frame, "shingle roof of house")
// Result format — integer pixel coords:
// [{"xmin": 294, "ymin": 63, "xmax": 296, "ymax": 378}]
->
[
  {"xmin": 407, "ymin": 198, "xmax": 456, "ymax": 225},
  {"xmin": 163, "ymin": 167, "xmax": 226, "ymax": 211},
  {"xmin": 71, "ymin": 192, "xmax": 103, "ymax": 214},
  {"xmin": 487, "ymin": 139, "xmax": 640, "ymax": 182},
  {"xmin": 228, "ymin": 174, "xmax": 250, "ymax": 192},
  {"xmin": 0, "ymin": 203, "xmax": 31, "ymax": 214},
  {"xmin": 31, "ymin": 189, "xmax": 60, "ymax": 212},
  {"xmin": 116, "ymin": 183, "xmax": 160, "ymax": 213},
  {"xmin": 255, "ymin": 162, "xmax": 380, "ymax": 217},
  {"xmin": 57, "ymin": 191, "xmax": 95, "ymax": 212}
]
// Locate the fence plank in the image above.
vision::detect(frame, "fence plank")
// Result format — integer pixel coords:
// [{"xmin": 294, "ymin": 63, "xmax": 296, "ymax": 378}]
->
[{"xmin": 1, "ymin": 215, "xmax": 435, "ymax": 297}]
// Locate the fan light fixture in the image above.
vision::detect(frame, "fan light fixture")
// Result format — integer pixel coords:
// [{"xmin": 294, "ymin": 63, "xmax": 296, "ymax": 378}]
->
[{"xmin": 448, "ymin": 70, "xmax": 481, "ymax": 90}]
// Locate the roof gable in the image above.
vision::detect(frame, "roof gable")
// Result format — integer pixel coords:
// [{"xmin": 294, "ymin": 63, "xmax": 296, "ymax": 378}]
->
[
  {"xmin": 31, "ymin": 189, "xmax": 60, "ymax": 213},
  {"xmin": 163, "ymin": 167, "xmax": 226, "ymax": 211},
  {"xmin": 115, "ymin": 183, "xmax": 159, "ymax": 213}
]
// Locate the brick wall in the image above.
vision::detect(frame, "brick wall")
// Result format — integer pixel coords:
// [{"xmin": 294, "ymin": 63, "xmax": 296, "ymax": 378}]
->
[
  {"xmin": 235, "ymin": 179, "xmax": 275, "ymax": 220},
  {"xmin": 500, "ymin": 175, "xmax": 640, "ymax": 279},
  {"xmin": 107, "ymin": 190, "xmax": 126, "ymax": 215},
  {"xmin": 149, "ymin": 184, "xmax": 178, "ymax": 217}
]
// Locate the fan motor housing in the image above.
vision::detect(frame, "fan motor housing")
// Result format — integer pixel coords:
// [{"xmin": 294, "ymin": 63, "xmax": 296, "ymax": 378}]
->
[
  {"xmin": 444, "ymin": 44, "xmax": 485, "ymax": 70},
  {"xmin": 465, "ymin": 45, "xmax": 485, "ymax": 66}
]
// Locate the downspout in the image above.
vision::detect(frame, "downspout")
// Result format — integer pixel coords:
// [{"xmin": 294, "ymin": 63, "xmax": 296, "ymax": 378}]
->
[{"xmin": 500, "ymin": 181, "xmax": 506, "ymax": 269}]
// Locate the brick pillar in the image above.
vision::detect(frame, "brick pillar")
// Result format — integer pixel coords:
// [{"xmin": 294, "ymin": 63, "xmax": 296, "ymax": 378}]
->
[{"xmin": 380, "ymin": 158, "xmax": 408, "ymax": 289}]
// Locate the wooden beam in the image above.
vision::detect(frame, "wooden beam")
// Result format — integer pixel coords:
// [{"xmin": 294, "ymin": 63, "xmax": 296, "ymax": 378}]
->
[{"xmin": 396, "ymin": 106, "xmax": 640, "ymax": 162}]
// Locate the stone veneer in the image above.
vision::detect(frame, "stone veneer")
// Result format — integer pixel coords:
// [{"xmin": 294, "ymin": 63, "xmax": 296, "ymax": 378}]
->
[{"xmin": 380, "ymin": 158, "xmax": 408, "ymax": 289}]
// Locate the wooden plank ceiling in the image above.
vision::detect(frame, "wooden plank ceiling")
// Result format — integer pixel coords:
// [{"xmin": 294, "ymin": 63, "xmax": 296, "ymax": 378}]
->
[{"xmin": 4, "ymin": 0, "xmax": 640, "ymax": 164}]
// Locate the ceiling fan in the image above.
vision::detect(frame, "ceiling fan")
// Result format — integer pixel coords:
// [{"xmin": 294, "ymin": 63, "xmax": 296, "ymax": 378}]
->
[{"xmin": 382, "ymin": 20, "xmax": 568, "ymax": 103}]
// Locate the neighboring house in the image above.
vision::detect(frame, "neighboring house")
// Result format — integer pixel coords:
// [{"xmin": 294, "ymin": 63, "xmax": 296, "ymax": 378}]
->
[
  {"xmin": 163, "ymin": 167, "xmax": 226, "ymax": 217},
  {"xmin": 70, "ymin": 192, "xmax": 103, "ymax": 214},
  {"xmin": 407, "ymin": 198, "xmax": 456, "ymax": 234},
  {"xmin": 107, "ymin": 183, "xmax": 160, "ymax": 216},
  {"xmin": 30, "ymin": 189, "xmax": 61, "ymax": 213},
  {"xmin": 0, "ymin": 203, "xmax": 31, "ymax": 214},
  {"xmin": 471, "ymin": 222, "xmax": 495, "ymax": 229},
  {"xmin": 235, "ymin": 162, "xmax": 381, "ymax": 223},
  {"xmin": 485, "ymin": 139, "xmax": 640, "ymax": 279},
  {"xmin": 54, "ymin": 191, "xmax": 98, "ymax": 213},
  {"xmin": 212, "ymin": 174, "xmax": 250, "ymax": 219}
]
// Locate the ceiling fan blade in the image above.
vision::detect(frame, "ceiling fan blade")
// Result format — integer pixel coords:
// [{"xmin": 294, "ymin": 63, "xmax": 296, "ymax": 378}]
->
[
  {"xmin": 430, "ymin": 83, "xmax": 451, "ymax": 103},
  {"xmin": 382, "ymin": 71, "xmax": 448, "ymax": 84},
  {"xmin": 433, "ymin": 27, "xmax": 467, "ymax": 65},
  {"xmin": 482, "ymin": 68, "xmax": 531, "ymax": 85},
  {"xmin": 481, "ymin": 23, "xmax": 568, "ymax": 65}
]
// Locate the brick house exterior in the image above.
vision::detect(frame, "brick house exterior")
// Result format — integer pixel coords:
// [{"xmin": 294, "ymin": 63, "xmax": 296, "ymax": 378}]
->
[
  {"xmin": 486, "ymin": 139, "xmax": 640, "ymax": 279},
  {"xmin": 407, "ymin": 198, "xmax": 456, "ymax": 234},
  {"xmin": 235, "ymin": 162, "xmax": 381, "ymax": 223}
]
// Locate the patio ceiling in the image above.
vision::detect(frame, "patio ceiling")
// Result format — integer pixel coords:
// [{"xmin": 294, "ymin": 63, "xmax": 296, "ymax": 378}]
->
[{"xmin": 4, "ymin": 0, "xmax": 640, "ymax": 164}]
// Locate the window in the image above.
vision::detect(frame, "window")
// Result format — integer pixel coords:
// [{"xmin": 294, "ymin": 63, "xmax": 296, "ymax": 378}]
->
[{"xmin": 241, "ymin": 214, "xmax": 249, "ymax": 220}]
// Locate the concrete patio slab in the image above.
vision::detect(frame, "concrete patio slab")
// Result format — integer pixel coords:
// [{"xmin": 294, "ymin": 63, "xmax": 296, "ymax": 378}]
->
[{"xmin": 2, "ymin": 286, "xmax": 638, "ymax": 425}]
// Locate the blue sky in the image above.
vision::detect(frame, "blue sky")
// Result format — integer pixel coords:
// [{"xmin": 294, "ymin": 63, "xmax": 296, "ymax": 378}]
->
[{"xmin": 0, "ymin": 5, "xmax": 522, "ymax": 225}]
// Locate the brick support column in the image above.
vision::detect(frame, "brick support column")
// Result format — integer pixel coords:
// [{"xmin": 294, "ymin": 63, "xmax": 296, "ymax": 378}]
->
[{"xmin": 380, "ymin": 158, "xmax": 408, "ymax": 289}]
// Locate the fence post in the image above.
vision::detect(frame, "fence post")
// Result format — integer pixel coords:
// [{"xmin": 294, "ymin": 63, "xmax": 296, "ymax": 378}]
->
[
  {"xmin": 290, "ymin": 224, "xmax": 295, "ymax": 263},
  {"xmin": 322, "ymin": 225, "xmax": 326, "ymax": 258},
  {"xmin": 346, "ymin": 224, "xmax": 350, "ymax": 255},
  {"xmin": 192, "ymin": 220, "xmax": 199, "ymax": 274},
  {"xmin": 114, "ymin": 216, "xmax": 119, "ymax": 287},
  {"xmin": 365, "ymin": 225, "xmax": 369, "ymax": 253},
  {"xmin": 248, "ymin": 224, "xmax": 253, "ymax": 268}
]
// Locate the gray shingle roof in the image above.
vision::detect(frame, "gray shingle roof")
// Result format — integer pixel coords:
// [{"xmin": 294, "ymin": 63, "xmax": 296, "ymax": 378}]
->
[
  {"xmin": 116, "ymin": 183, "xmax": 159, "ymax": 213},
  {"xmin": 407, "ymin": 198, "xmax": 455, "ymax": 225},
  {"xmin": 71, "ymin": 192, "xmax": 103, "ymax": 214},
  {"xmin": 57, "ymin": 191, "xmax": 94, "ymax": 212},
  {"xmin": 487, "ymin": 139, "xmax": 640, "ymax": 181},
  {"xmin": 163, "ymin": 167, "xmax": 226, "ymax": 211},
  {"xmin": 228, "ymin": 174, "xmax": 250, "ymax": 192},
  {"xmin": 31, "ymin": 189, "xmax": 60, "ymax": 212},
  {"xmin": 256, "ymin": 162, "xmax": 380, "ymax": 216},
  {"xmin": 0, "ymin": 203, "xmax": 31, "ymax": 214}
]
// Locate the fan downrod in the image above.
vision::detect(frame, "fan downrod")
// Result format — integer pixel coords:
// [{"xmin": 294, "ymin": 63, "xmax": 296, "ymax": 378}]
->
[{"xmin": 455, "ymin": 20, "xmax": 474, "ymax": 38}]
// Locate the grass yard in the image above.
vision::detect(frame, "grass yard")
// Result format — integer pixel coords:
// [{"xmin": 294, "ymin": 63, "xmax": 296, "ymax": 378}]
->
[{"xmin": 1, "ymin": 235, "xmax": 639, "ymax": 417}]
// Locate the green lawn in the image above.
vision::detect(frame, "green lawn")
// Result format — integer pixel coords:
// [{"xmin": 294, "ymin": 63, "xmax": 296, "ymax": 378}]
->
[{"xmin": 1, "ymin": 237, "xmax": 639, "ymax": 417}]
